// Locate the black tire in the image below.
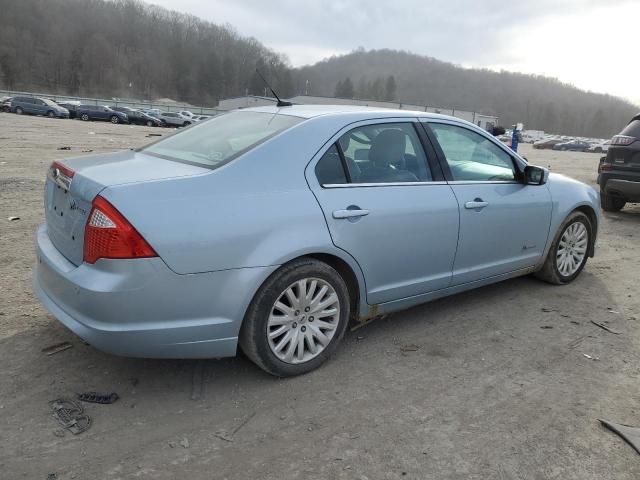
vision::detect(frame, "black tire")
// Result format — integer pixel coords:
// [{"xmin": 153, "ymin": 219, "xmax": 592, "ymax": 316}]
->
[
  {"xmin": 239, "ymin": 257, "xmax": 350, "ymax": 377},
  {"xmin": 81, "ymin": 113, "xmax": 90, "ymax": 121},
  {"xmin": 47, "ymin": 110, "xmax": 55, "ymax": 118},
  {"xmin": 110, "ymin": 115, "xmax": 119, "ymax": 124},
  {"xmin": 182, "ymin": 121, "xmax": 191, "ymax": 127},
  {"xmin": 146, "ymin": 120, "xmax": 154, "ymax": 127},
  {"xmin": 534, "ymin": 211, "xmax": 592, "ymax": 285},
  {"xmin": 15, "ymin": 107, "xmax": 23, "ymax": 115},
  {"xmin": 594, "ymin": 147, "xmax": 602, "ymax": 153},
  {"xmin": 600, "ymin": 188, "xmax": 626, "ymax": 212}
]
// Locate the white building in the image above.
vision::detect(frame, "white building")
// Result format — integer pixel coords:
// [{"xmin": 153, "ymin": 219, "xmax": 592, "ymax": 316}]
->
[{"xmin": 216, "ymin": 95, "xmax": 499, "ymax": 131}]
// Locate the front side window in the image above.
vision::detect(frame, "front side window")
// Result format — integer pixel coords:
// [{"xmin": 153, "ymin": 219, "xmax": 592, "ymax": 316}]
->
[
  {"xmin": 337, "ymin": 123, "xmax": 432, "ymax": 183},
  {"xmin": 429, "ymin": 123, "xmax": 516, "ymax": 181},
  {"xmin": 144, "ymin": 111, "xmax": 303, "ymax": 168}
]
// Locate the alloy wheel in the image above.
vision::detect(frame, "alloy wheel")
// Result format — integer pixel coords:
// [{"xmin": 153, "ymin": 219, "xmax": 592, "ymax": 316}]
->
[
  {"xmin": 267, "ymin": 278, "xmax": 340, "ymax": 364},
  {"xmin": 556, "ymin": 222, "xmax": 588, "ymax": 277}
]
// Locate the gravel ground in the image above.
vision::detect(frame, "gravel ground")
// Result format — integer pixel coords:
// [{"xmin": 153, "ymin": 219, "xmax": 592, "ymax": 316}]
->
[{"xmin": 1, "ymin": 113, "xmax": 639, "ymax": 479}]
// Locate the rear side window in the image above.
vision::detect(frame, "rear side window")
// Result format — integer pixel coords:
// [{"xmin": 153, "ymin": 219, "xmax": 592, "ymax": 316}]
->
[
  {"xmin": 143, "ymin": 111, "xmax": 303, "ymax": 168},
  {"xmin": 338, "ymin": 123, "xmax": 432, "ymax": 183},
  {"xmin": 315, "ymin": 145, "xmax": 347, "ymax": 185}
]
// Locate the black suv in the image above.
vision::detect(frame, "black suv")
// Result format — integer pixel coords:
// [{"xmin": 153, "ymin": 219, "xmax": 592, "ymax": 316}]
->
[{"xmin": 598, "ymin": 113, "xmax": 640, "ymax": 211}]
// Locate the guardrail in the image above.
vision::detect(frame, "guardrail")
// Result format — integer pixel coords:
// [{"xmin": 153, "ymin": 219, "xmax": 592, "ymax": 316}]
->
[{"xmin": 0, "ymin": 89, "xmax": 225, "ymax": 116}]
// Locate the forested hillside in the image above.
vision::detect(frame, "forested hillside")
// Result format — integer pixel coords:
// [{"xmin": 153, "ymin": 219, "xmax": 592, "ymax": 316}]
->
[
  {"xmin": 0, "ymin": 0, "xmax": 293, "ymax": 105},
  {"xmin": 294, "ymin": 49, "xmax": 637, "ymax": 138},
  {"xmin": 0, "ymin": 0, "xmax": 636, "ymax": 137}
]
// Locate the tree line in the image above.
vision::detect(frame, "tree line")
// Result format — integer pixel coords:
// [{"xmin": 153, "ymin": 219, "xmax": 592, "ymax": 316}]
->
[
  {"xmin": 0, "ymin": 0, "xmax": 637, "ymax": 137},
  {"xmin": 0, "ymin": 0, "xmax": 292, "ymax": 105}
]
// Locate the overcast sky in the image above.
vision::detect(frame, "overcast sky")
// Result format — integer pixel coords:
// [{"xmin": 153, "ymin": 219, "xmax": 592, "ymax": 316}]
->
[{"xmin": 147, "ymin": 0, "xmax": 640, "ymax": 105}]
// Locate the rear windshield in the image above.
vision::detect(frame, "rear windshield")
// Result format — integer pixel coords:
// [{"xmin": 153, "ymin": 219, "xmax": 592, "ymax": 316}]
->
[
  {"xmin": 142, "ymin": 111, "xmax": 303, "ymax": 168},
  {"xmin": 621, "ymin": 119, "xmax": 640, "ymax": 138}
]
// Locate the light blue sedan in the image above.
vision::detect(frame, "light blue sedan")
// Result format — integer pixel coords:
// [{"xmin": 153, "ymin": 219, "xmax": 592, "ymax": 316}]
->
[{"xmin": 34, "ymin": 105, "xmax": 599, "ymax": 376}]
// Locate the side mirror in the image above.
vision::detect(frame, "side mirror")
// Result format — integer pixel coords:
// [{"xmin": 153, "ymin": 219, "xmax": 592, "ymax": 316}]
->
[{"xmin": 523, "ymin": 165, "xmax": 548, "ymax": 185}]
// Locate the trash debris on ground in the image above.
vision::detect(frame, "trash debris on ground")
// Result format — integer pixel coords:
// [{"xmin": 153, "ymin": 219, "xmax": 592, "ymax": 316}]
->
[
  {"xmin": 8, "ymin": 216, "xmax": 20, "ymax": 221},
  {"xmin": 600, "ymin": 419, "xmax": 640, "ymax": 455},
  {"xmin": 47, "ymin": 474, "xmax": 57, "ymax": 480},
  {"xmin": 42, "ymin": 341, "xmax": 73, "ymax": 356},
  {"xmin": 77, "ymin": 391, "xmax": 119, "ymax": 404},
  {"xmin": 88, "ymin": 131, "xmax": 95, "ymax": 135},
  {"xmin": 180, "ymin": 437, "xmax": 190, "ymax": 448},
  {"xmin": 540, "ymin": 325, "xmax": 554, "ymax": 329},
  {"xmin": 400, "ymin": 344, "xmax": 420, "ymax": 352},
  {"xmin": 570, "ymin": 320, "xmax": 581, "ymax": 325},
  {"xmin": 591, "ymin": 320, "xmax": 621, "ymax": 335},
  {"xmin": 53, "ymin": 429, "xmax": 65, "ymax": 437},
  {"xmin": 81, "ymin": 149, "xmax": 93, "ymax": 153},
  {"xmin": 146, "ymin": 133, "xmax": 162, "ymax": 137},
  {"xmin": 214, "ymin": 412, "xmax": 257, "ymax": 443},
  {"xmin": 583, "ymin": 353, "xmax": 600, "ymax": 361},
  {"xmin": 541, "ymin": 307, "xmax": 558, "ymax": 313},
  {"xmin": 57, "ymin": 146, "xmax": 71, "ymax": 150},
  {"xmin": 49, "ymin": 398, "xmax": 91, "ymax": 435}
]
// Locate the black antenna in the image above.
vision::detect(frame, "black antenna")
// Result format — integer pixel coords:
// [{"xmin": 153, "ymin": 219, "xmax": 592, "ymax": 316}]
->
[{"xmin": 256, "ymin": 69, "xmax": 292, "ymax": 107}]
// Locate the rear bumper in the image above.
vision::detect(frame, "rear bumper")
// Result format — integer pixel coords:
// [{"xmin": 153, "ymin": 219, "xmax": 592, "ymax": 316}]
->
[
  {"xmin": 598, "ymin": 172, "xmax": 640, "ymax": 201},
  {"xmin": 33, "ymin": 224, "xmax": 277, "ymax": 359}
]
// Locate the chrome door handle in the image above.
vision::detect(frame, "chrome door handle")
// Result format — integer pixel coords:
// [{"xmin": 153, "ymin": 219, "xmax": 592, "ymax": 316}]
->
[
  {"xmin": 333, "ymin": 209, "xmax": 370, "ymax": 219},
  {"xmin": 464, "ymin": 200, "xmax": 489, "ymax": 210}
]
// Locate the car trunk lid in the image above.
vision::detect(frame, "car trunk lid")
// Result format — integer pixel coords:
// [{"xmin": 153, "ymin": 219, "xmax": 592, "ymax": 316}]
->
[{"xmin": 44, "ymin": 150, "xmax": 209, "ymax": 266}]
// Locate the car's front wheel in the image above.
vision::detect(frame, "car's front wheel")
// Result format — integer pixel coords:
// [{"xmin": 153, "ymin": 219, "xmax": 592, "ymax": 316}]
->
[
  {"xmin": 15, "ymin": 107, "xmax": 23, "ymax": 115},
  {"xmin": 240, "ymin": 258, "xmax": 350, "ymax": 376},
  {"xmin": 81, "ymin": 113, "xmax": 90, "ymax": 121},
  {"xmin": 47, "ymin": 110, "xmax": 55, "ymax": 118},
  {"xmin": 535, "ymin": 211, "xmax": 592, "ymax": 285},
  {"xmin": 110, "ymin": 115, "xmax": 120, "ymax": 124}
]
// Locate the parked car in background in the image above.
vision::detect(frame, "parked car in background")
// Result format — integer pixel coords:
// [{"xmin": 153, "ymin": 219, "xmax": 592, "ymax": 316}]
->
[
  {"xmin": 10, "ymin": 96, "xmax": 69, "ymax": 118},
  {"xmin": 157, "ymin": 111, "xmax": 192, "ymax": 127},
  {"xmin": 33, "ymin": 106, "xmax": 599, "ymax": 376},
  {"xmin": 111, "ymin": 106, "xmax": 163, "ymax": 127},
  {"xmin": 1, "ymin": 96, "xmax": 12, "ymax": 112},
  {"xmin": 57, "ymin": 101, "xmax": 81, "ymax": 119},
  {"xmin": 77, "ymin": 105, "xmax": 128, "ymax": 124},
  {"xmin": 141, "ymin": 108, "xmax": 162, "ymax": 118},
  {"xmin": 588, "ymin": 140, "xmax": 610, "ymax": 153},
  {"xmin": 598, "ymin": 113, "xmax": 640, "ymax": 211},
  {"xmin": 552, "ymin": 140, "xmax": 590, "ymax": 152},
  {"xmin": 533, "ymin": 138, "xmax": 565, "ymax": 150},
  {"xmin": 179, "ymin": 110, "xmax": 195, "ymax": 118}
]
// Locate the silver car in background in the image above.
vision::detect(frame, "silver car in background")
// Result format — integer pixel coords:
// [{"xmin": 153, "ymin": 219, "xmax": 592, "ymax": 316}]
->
[
  {"xmin": 157, "ymin": 111, "xmax": 192, "ymax": 127},
  {"xmin": 33, "ymin": 105, "xmax": 599, "ymax": 376}
]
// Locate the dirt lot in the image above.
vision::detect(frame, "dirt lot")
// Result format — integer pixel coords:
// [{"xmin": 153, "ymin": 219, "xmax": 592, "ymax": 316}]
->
[{"xmin": 1, "ymin": 113, "xmax": 639, "ymax": 479}]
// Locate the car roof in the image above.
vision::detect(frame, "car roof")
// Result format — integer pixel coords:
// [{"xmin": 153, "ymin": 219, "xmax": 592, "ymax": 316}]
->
[{"xmin": 242, "ymin": 104, "xmax": 464, "ymax": 123}]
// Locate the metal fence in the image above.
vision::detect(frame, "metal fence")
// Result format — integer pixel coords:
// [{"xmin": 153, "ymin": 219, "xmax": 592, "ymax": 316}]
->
[{"xmin": 0, "ymin": 89, "xmax": 224, "ymax": 116}]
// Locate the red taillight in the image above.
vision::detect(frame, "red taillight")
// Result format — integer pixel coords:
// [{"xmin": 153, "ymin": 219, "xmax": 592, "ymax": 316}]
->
[
  {"xmin": 50, "ymin": 160, "xmax": 75, "ymax": 179},
  {"xmin": 83, "ymin": 196, "xmax": 157, "ymax": 264},
  {"xmin": 610, "ymin": 135, "xmax": 636, "ymax": 146}
]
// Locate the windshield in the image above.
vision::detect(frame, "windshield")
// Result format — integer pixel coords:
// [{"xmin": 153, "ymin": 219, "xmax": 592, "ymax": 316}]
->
[
  {"xmin": 143, "ymin": 111, "xmax": 303, "ymax": 168},
  {"xmin": 42, "ymin": 99, "xmax": 58, "ymax": 106}
]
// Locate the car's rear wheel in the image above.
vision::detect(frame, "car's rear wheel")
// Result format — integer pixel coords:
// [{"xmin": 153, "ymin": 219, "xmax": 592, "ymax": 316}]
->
[
  {"xmin": 535, "ymin": 211, "xmax": 592, "ymax": 285},
  {"xmin": 600, "ymin": 189, "xmax": 626, "ymax": 212},
  {"xmin": 146, "ymin": 120, "xmax": 154, "ymax": 127},
  {"xmin": 47, "ymin": 110, "xmax": 55, "ymax": 118},
  {"xmin": 81, "ymin": 113, "xmax": 89, "ymax": 121},
  {"xmin": 110, "ymin": 115, "xmax": 119, "ymax": 124},
  {"xmin": 15, "ymin": 107, "xmax": 23, "ymax": 115},
  {"xmin": 239, "ymin": 258, "xmax": 350, "ymax": 377}
]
